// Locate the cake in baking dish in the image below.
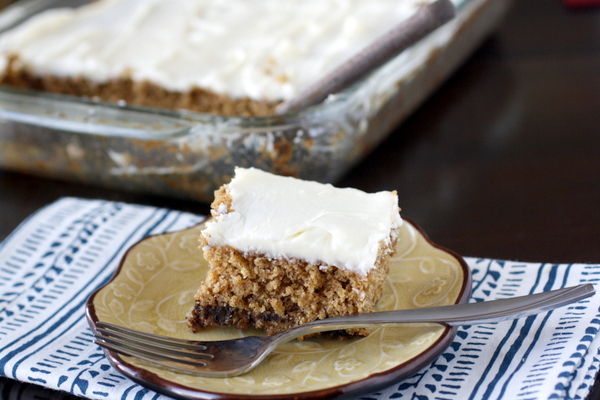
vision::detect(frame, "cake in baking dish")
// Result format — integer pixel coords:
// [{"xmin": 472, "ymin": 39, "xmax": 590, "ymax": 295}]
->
[
  {"xmin": 0, "ymin": 0, "xmax": 442, "ymax": 116},
  {"xmin": 188, "ymin": 167, "xmax": 402, "ymax": 336}
]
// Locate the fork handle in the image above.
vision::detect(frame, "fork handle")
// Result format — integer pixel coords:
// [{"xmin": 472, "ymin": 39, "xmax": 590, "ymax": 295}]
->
[{"xmin": 277, "ymin": 284, "xmax": 595, "ymax": 340}]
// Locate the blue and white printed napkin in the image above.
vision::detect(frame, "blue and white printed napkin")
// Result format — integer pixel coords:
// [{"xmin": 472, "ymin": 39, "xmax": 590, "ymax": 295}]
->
[{"xmin": 0, "ymin": 197, "xmax": 598, "ymax": 400}]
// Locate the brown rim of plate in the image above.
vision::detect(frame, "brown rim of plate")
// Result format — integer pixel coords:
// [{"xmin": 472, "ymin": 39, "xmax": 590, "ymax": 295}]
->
[{"xmin": 85, "ymin": 216, "xmax": 473, "ymax": 400}]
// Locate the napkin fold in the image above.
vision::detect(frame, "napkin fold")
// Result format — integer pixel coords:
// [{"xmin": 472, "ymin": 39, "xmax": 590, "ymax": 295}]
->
[{"xmin": 0, "ymin": 197, "xmax": 598, "ymax": 400}]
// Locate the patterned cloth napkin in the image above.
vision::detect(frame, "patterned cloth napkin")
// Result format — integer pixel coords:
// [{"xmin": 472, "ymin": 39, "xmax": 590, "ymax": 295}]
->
[{"xmin": 0, "ymin": 197, "xmax": 598, "ymax": 400}]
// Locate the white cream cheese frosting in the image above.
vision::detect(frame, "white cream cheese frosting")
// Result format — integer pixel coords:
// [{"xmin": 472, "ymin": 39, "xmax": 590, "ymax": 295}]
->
[
  {"xmin": 0, "ymin": 0, "xmax": 438, "ymax": 102},
  {"xmin": 201, "ymin": 167, "xmax": 402, "ymax": 276}
]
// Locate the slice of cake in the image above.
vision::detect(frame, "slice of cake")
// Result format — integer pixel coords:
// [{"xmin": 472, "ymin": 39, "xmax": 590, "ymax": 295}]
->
[{"xmin": 188, "ymin": 167, "xmax": 402, "ymax": 336}]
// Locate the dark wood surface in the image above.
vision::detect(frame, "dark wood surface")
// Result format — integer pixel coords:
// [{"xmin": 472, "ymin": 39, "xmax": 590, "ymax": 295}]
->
[{"xmin": 1, "ymin": 0, "xmax": 600, "ymax": 398}]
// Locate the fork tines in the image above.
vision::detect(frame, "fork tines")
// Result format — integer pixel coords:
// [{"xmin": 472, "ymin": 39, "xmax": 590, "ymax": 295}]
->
[{"xmin": 94, "ymin": 322, "xmax": 212, "ymax": 370}]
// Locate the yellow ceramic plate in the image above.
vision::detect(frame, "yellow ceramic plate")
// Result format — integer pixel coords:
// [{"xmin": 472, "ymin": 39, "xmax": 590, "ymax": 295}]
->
[{"xmin": 86, "ymin": 218, "xmax": 471, "ymax": 400}]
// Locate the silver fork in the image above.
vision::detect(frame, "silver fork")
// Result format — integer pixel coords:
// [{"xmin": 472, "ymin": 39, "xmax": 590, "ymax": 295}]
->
[{"xmin": 93, "ymin": 283, "xmax": 594, "ymax": 378}]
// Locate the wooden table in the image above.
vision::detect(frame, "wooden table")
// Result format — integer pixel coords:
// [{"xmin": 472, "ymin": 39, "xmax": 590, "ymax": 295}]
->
[{"xmin": 1, "ymin": 0, "xmax": 599, "ymax": 398}]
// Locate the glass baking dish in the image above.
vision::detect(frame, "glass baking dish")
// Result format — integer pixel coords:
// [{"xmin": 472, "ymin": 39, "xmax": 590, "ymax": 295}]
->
[{"xmin": 0, "ymin": 0, "xmax": 512, "ymax": 203}]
